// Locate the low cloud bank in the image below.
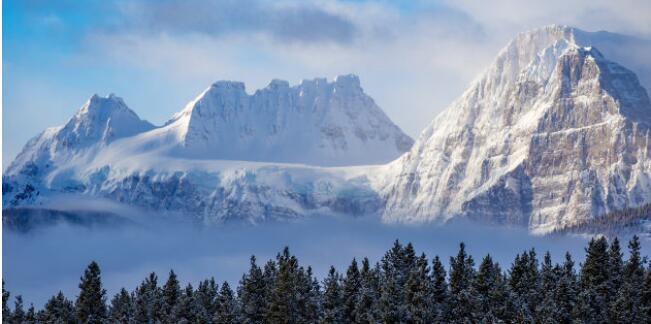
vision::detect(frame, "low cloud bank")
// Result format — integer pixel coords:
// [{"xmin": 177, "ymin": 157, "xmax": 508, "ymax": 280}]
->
[{"xmin": 3, "ymin": 213, "xmax": 646, "ymax": 307}]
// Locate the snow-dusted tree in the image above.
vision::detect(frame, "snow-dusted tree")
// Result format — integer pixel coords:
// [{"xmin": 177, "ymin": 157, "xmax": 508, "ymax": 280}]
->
[
  {"xmin": 194, "ymin": 278, "xmax": 218, "ymax": 323},
  {"xmin": 3, "ymin": 281, "xmax": 11, "ymax": 323},
  {"xmin": 75, "ymin": 261, "xmax": 107, "ymax": 324},
  {"xmin": 611, "ymin": 235, "xmax": 646, "ymax": 322},
  {"xmin": 213, "ymin": 281, "xmax": 237, "ymax": 324},
  {"xmin": 575, "ymin": 237, "xmax": 610, "ymax": 323},
  {"xmin": 354, "ymin": 258, "xmax": 380, "ymax": 323},
  {"xmin": 405, "ymin": 253, "xmax": 433, "ymax": 322},
  {"xmin": 448, "ymin": 242, "xmax": 479, "ymax": 323},
  {"xmin": 431, "ymin": 255, "xmax": 449, "ymax": 322},
  {"xmin": 238, "ymin": 256, "xmax": 267, "ymax": 323},
  {"xmin": 108, "ymin": 288, "xmax": 134, "ymax": 323},
  {"xmin": 134, "ymin": 272, "xmax": 162, "ymax": 324},
  {"xmin": 161, "ymin": 270, "xmax": 181, "ymax": 322},
  {"xmin": 341, "ymin": 258, "xmax": 361, "ymax": 322},
  {"xmin": 321, "ymin": 266, "xmax": 343, "ymax": 324}
]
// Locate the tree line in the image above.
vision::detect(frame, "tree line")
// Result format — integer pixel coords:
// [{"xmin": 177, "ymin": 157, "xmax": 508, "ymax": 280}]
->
[
  {"xmin": 3, "ymin": 236, "xmax": 651, "ymax": 323},
  {"xmin": 551, "ymin": 203, "xmax": 651, "ymax": 236}
]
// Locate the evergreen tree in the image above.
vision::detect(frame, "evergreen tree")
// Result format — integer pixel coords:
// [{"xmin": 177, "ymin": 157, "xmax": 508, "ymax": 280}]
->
[
  {"xmin": 134, "ymin": 272, "xmax": 162, "ymax": 324},
  {"xmin": 354, "ymin": 258, "xmax": 380, "ymax": 323},
  {"xmin": 535, "ymin": 252, "xmax": 558, "ymax": 323},
  {"xmin": 238, "ymin": 256, "xmax": 267, "ymax": 324},
  {"xmin": 172, "ymin": 283, "xmax": 195, "ymax": 323},
  {"xmin": 641, "ymin": 263, "xmax": 651, "ymax": 321},
  {"xmin": 341, "ymin": 258, "xmax": 361, "ymax": 322},
  {"xmin": 475, "ymin": 254, "xmax": 508, "ymax": 322},
  {"xmin": 295, "ymin": 266, "xmax": 320, "ymax": 323},
  {"xmin": 431, "ymin": 255, "xmax": 449, "ymax": 322},
  {"xmin": 109, "ymin": 288, "xmax": 134, "ymax": 324},
  {"xmin": 42, "ymin": 291, "xmax": 76, "ymax": 323},
  {"xmin": 448, "ymin": 242, "xmax": 479, "ymax": 323},
  {"xmin": 550, "ymin": 252, "xmax": 577, "ymax": 324},
  {"xmin": 575, "ymin": 237, "xmax": 610, "ymax": 323},
  {"xmin": 321, "ymin": 266, "xmax": 343, "ymax": 324},
  {"xmin": 12, "ymin": 295, "xmax": 25, "ymax": 324},
  {"xmin": 266, "ymin": 247, "xmax": 299, "ymax": 323},
  {"xmin": 3, "ymin": 281, "xmax": 11, "ymax": 323},
  {"xmin": 194, "ymin": 278, "xmax": 218, "ymax": 323},
  {"xmin": 405, "ymin": 253, "xmax": 433, "ymax": 323},
  {"xmin": 611, "ymin": 235, "xmax": 646, "ymax": 323},
  {"xmin": 214, "ymin": 281, "xmax": 238, "ymax": 324},
  {"xmin": 161, "ymin": 270, "xmax": 181, "ymax": 322},
  {"xmin": 75, "ymin": 261, "xmax": 107, "ymax": 324}
]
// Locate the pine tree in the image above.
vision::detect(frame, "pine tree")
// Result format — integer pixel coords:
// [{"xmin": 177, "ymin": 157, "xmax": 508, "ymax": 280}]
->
[
  {"xmin": 214, "ymin": 281, "xmax": 238, "ymax": 324},
  {"xmin": 321, "ymin": 266, "xmax": 343, "ymax": 324},
  {"xmin": 641, "ymin": 263, "xmax": 651, "ymax": 321},
  {"xmin": 12, "ymin": 295, "xmax": 25, "ymax": 324},
  {"xmin": 354, "ymin": 258, "xmax": 380, "ymax": 323},
  {"xmin": 295, "ymin": 266, "xmax": 320, "ymax": 323},
  {"xmin": 238, "ymin": 256, "xmax": 268, "ymax": 323},
  {"xmin": 42, "ymin": 291, "xmax": 76, "ymax": 323},
  {"xmin": 448, "ymin": 242, "xmax": 479, "ymax": 323},
  {"xmin": 2, "ymin": 281, "xmax": 11, "ymax": 323},
  {"xmin": 475, "ymin": 254, "xmax": 509, "ymax": 322},
  {"xmin": 535, "ymin": 252, "xmax": 558, "ymax": 323},
  {"xmin": 549, "ymin": 252, "xmax": 577, "ymax": 324},
  {"xmin": 134, "ymin": 272, "xmax": 162, "ymax": 324},
  {"xmin": 431, "ymin": 255, "xmax": 449, "ymax": 322},
  {"xmin": 172, "ymin": 283, "xmax": 195, "ymax": 323},
  {"xmin": 267, "ymin": 247, "xmax": 299, "ymax": 323},
  {"xmin": 611, "ymin": 235, "xmax": 646, "ymax": 322},
  {"xmin": 575, "ymin": 237, "xmax": 610, "ymax": 323},
  {"xmin": 341, "ymin": 258, "xmax": 361, "ymax": 322},
  {"xmin": 161, "ymin": 270, "xmax": 181, "ymax": 322},
  {"xmin": 109, "ymin": 288, "xmax": 134, "ymax": 323},
  {"xmin": 75, "ymin": 261, "xmax": 107, "ymax": 324},
  {"xmin": 194, "ymin": 278, "xmax": 218, "ymax": 323},
  {"xmin": 405, "ymin": 253, "xmax": 433, "ymax": 323}
]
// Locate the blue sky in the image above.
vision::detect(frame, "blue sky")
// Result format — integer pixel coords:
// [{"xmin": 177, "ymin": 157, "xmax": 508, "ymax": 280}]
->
[{"xmin": 4, "ymin": 0, "xmax": 651, "ymax": 167}]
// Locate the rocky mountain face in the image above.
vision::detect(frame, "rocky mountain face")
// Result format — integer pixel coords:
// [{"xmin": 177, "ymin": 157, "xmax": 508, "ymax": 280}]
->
[
  {"xmin": 3, "ymin": 75, "xmax": 406, "ymax": 223},
  {"xmin": 4, "ymin": 26, "xmax": 651, "ymax": 233},
  {"xmin": 382, "ymin": 25, "xmax": 651, "ymax": 233},
  {"xmin": 151, "ymin": 74, "xmax": 413, "ymax": 166}
]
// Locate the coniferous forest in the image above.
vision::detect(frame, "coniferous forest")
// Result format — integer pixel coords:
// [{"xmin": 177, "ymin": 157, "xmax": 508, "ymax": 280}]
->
[{"xmin": 3, "ymin": 236, "xmax": 651, "ymax": 323}]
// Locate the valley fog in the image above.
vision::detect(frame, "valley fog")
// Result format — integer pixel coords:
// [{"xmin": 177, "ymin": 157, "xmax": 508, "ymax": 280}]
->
[{"xmin": 4, "ymin": 214, "xmax": 640, "ymax": 308}]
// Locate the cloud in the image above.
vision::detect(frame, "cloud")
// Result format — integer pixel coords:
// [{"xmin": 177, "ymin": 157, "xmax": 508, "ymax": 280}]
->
[{"xmin": 114, "ymin": 0, "xmax": 358, "ymax": 44}]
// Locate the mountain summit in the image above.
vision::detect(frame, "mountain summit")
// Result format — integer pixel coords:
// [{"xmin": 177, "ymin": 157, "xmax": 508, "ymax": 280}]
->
[
  {"xmin": 382, "ymin": 25, "xmax": 651, "ymax": 233},
  {"xmin": 143, "ymin": 74, "xmax": 413, "ymax": 166}
]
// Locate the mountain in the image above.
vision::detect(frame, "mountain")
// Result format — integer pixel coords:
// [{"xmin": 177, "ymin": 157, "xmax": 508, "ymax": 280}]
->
[
  {"xmin": 125, "ymin": 74, "xmax": 413, "ymax": 166},
  {"xmin": 3, "ymin": 75, "xmax": 408, "ymax": 223},
  {"xmin": 382, "ymin": 25, "xmax": 651, "ymax": 233}
]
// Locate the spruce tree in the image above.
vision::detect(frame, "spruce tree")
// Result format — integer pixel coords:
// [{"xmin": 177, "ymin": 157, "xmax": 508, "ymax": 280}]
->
[
  {"xmin": 405, "ymin": 253, "xmax": 433, "ymax": 323},
  {"xmin": 134, "ymin": 272, "xmax": 162, "ymax": 324},
  {"xmin": 42, "ymin": 291, "xmax": 76, "ymax": 323},
  {"xmin": 12, "ymin": 295, "xmax": 25, "ymax": 324},
  {"xmin": 341, "ymin": 258, "xmax": 361, "ymax": 322},
  {"xmin": 214, "ymin": 281, "xmax": 237, "ymax": 324},
  {"xmin": 431, "ymin": 255, "xmax": 449, "ymax": 322},
  {"xmin": 75, "ymin": 261, "xmax": 107, "ymax": 324},
  {"xmin": 2, "ymin": 281, "xmax": 11, "ymax": 323},
  {"xmin": 448, "ymin": 242, "xmax": 478, "ymax": 323},
  {"xmin": 295, "ymin": 266, "xmax": 320, "ymax": 323},
  {"xmin": 267, "ymin": 247, "xmax": 298, "ymax": 323},
  {"xmin": 535, "ymin": 252, "xmax": 558, "ymax": 323},
  {"xmin": 172, "ymin": 283, "xmax": 195, "ymax": 323},
  {"xmin": 354, "ymin": 258, "xmax": 380, "ymax": 323},
  {"xmin": 575, "ymin": 237, "xmax": 610, "ymax": 323},
  {"xmin": 641, "ymin": 263, "xmax": 651, "ymax": 321},
  {"xmin": 611, "ymin": 235, "xmax": 646, "ymax": 322},
  {"xmin": 238, "ymin": 256, "xmax": 267, "ymax": 323},
  {"xmin": 194, "ymin": 278, "xmax": 218, "ymax": 323},
  {"xmin": 321, "ymin": 266, "xmax": 343, "ymax": 324},
  {"xmin": 109, "ymin": 288, "xmax": 134, "ymax": 323},
  {"xmin": 161, "ymin": 270, "xmax": 181, "ymax": 322}
]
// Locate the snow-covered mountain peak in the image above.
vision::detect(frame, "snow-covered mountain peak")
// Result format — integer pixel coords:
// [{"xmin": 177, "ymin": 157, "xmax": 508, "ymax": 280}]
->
[
  {"xmin": 156, "ymin": 75, "xmax": 413, "ymax": 165},
  {"xmin": 383, "ymin": 25, "xmax": 651, "ymax": 233}
]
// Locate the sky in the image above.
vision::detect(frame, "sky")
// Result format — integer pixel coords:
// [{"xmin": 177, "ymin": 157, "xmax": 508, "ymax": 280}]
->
[{"xmin": 4, "ymin": 0, "xmax": 651, "ymax": 167}]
